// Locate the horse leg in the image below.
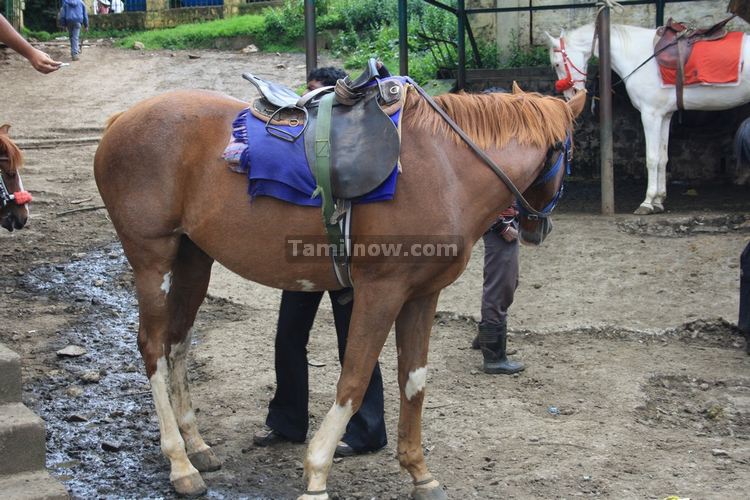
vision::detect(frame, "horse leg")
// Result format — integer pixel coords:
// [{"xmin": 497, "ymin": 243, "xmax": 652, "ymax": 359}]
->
[
  {"xmin": 394, "ymin": 292, "xmax": 446, "ymax": 500},
  {"xmin": 165, "ymin": 237, "xmax": 221, "ymax": 473},
  {"xmin": 652, "ymin": 112, "xmax": 673, "ymax": 213},
  {"xmin": 124, "ymin": 235, "xmax": 207, "ymax": 496},
  {"xmin": 635, "ymin": 110, "xmax": 665, "ymax": 215},
  {"xmin": 301, "ymin": 285, "xmax": 405, "ymax": 500}
]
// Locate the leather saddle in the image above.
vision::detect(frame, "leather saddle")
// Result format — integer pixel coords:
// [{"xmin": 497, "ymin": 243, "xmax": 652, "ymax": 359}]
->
[
  {"xmin": 242, "ymin": 58, "xmax": 402, "ymax": 199},
  {"xmin": 654, "ymin": 16, "xmax": 733, "ymax": 109}
]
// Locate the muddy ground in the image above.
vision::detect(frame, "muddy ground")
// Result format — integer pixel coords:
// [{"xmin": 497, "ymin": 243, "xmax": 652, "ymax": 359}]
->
[{"xmin": 1, "ymin": 42, "xmax": 750, "ymax": 499}]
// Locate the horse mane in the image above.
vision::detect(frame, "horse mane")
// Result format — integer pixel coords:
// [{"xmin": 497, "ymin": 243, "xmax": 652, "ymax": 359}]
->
[
  {"xmin": 403, "ymin": 88, "xmax": 574, "ymax": 150},
  {"xmin": 0, "ymin": 131, "xmax": 23, "ymax": 173}
]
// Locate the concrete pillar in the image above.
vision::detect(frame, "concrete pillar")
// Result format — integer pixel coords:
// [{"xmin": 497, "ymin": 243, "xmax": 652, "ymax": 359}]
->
[
  {"xmin": 223, "ymin": 0, "xmax": 242, "ymax": 18},
  {"xmin": 146, "ymin": 0, "xmax": 169, "ymax": 29}
]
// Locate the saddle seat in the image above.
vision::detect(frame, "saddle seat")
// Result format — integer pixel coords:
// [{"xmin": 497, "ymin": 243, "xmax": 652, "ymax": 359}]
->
[
  {"xmin": 655, "ymin": 17, "xmax": 730, "ymax": 71},
  {"xmin": 654, "ymin": 16, "xmax": 736, "ymax": 110},
  {"xmin": 242, "ymin": 58, "xmax": 404, "ymax": 199}
]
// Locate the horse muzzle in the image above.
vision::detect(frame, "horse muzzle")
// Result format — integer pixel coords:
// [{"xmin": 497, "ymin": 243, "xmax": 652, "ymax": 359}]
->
[
  {"xmin": 1, "ymin": 209, "xmax": 28, "ymax": 232},
  {"xmin": 520, "ymin": 216, "xmax": 553, "ymax": 246}
]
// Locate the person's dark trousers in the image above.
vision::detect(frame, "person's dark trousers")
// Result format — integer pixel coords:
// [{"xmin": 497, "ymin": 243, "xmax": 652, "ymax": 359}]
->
[
  {"xmin": 740, "ymin": 242, "xmax": 750, "ymax": 352},
  {"xmin": 266, "ymin": 289, "xmax": 387, "ymax": 452},
  {"xmin": 481, "ymin": 229, "xmax": 519, "ymax": 327}
]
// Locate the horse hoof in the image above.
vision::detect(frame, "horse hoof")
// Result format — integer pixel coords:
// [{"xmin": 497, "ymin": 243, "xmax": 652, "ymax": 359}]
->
[
  {"xmin": 652, "ymin": 203, "xmax": 665, "ymax": 214},
  {"xmin": 189, "ymin": 448, "xmax": 222, "ymax": 472},
  {"xmin": 633, "ymin": 204, "xmax": 654, "ymax": 215},
  {"xmin": 171, "ymin": 471, "xmax": 207, "ymax": 497},
  {"xmin": 412, "ymin": 485, "xmax": 448, "ymax": 500}
]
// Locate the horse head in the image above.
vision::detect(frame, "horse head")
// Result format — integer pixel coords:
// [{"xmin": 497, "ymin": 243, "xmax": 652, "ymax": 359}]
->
[
  {"xmin": 0, "ymin": 124, "xmax": 31, "ymax": 232},
  {"xmin": 545, "ymin": 28, "xmax": 592, "ymax": 100},
  {"xmin": 518, "ymin": 91, "xmax": 586, "ymax": 245}
]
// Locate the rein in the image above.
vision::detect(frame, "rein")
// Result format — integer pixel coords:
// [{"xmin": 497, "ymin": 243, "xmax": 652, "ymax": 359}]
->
[
  {"xmin": 0, "ymin": 156, "xmax": 32, "ymax": 208},
  {"xmin": 407, "ymin": 79, "xmax": 568, "ymax": 220}
]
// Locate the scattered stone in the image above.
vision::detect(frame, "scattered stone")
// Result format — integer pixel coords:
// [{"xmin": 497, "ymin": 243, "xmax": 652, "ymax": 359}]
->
[
  {"xmin": 699, "ymin": 383, "xmax": 710, "ymax": 391},
  {"xmin": 101, "ymin": 440, "xmax": 122, "ymax": 452},
  {"xmin": 276, "ymin": 63, "xmax": 286, "ymax": 69},
  {"xmin": 57, "ymin": 345, "xmax": 87, "ymax": 357},
  {"xmin": 241, "ymin": 44, "xmax": 259, "ymax": 54},
  {"xmin": 65, "ymin": 413, "xmax": 89, "ymax": 422},
  {"xmin": 188, "ymin": 54, "xmax": 201, "ymax": 59},
  {"xmin": 66, "ymin": 385, "xmax": 84, "ymax": 397},
  {"xmin": 528, "ymin": 436, "xmax": 540, "ymax": 443},
  {"xmin": 133, "ymin": 41, "xmax": 145, "ymax": 50},
  {"xmin": 711, "ymin": 449, "xmax": 729, "ymax": 457},
  {"xmin": 80, "ymin": 370, "xmax": 101, "ymax": 383}
]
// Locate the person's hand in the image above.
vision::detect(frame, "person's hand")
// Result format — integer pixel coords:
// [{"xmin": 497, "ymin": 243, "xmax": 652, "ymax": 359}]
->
[
  {"xmin": 502, "ymin": 226, "xmax": 518, "ymax": 242},
  {"xmin": 28, "ymin": 47, "xmax": 62, "ymax": 73}
]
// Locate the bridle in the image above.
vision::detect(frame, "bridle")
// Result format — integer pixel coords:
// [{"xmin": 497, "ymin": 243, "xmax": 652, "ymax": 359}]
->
[
  {"xmin": 553, "ymin": 37, "xmax": 590, "ymax": 94},
  {"xmin": 517, "ymin": 135, "xmax": 572, "ymax": 220},
  {"xmin": 408, "ymin": 78, "xmax": 571, "ymax": 220},
  {"xmin": 0, "ymin": 156, "xmax": 32, "ymax": 208}
]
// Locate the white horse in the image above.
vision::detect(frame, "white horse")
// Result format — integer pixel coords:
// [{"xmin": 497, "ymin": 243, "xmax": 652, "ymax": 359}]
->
[{"xmin": 545, "ymin": 23, "xmax": 750, "ymax": 214}]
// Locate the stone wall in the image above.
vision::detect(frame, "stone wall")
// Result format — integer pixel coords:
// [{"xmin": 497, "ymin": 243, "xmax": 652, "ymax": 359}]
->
[
  {"xmin": 88, "ymin": 0, "xmax": 280, "ymax": 31},
  {"xmin": 469, "ymin": 0, "xmax": 749, "ymax": 53},
  {"xmin": 466, "ymin": 66, "xmax": 749, "ymax": 182}
]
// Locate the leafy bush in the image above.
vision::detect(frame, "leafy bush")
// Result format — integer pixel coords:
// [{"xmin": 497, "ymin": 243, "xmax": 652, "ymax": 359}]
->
[{"xmin": 259, "ymin": 0, "xmax": 305, "ymax": 48}]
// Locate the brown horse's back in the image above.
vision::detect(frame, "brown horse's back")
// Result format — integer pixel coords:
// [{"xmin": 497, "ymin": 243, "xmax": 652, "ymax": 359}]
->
[
  {"xmin": 95, "ymin": 90, "xmax": 247, "ymax": 239},
  {"xmin": 94, "ymin": 90, "xmax": 342, "ymax": 290}
]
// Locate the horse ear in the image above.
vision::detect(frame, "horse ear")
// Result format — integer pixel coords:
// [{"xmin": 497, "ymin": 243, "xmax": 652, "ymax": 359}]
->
[
  {"xmin": 567, "ymin": 90, "xmax": 587, "ymax": 119},
  {"xmin": 544, "ymin": 31, "xmax": 557, "ymax": 46},
  {"xmin": 511, "ymin": 81, "xmax": 523, "ymax": 94},
  {"xmin": 0, "ymin": 124, "xmax": 9, "ymax": 135}
]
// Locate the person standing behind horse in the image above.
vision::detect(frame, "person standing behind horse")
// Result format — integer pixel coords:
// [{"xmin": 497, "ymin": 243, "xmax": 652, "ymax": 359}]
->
[
  {"xmin": 0, "ymin": 14, "xmax": 61, "ymax": 73},
  {"xmin": 253, "ymin": 67, "xmax": 387, "ymax": 457},
  {"xmin": 57, "ymin": 0, "xmax": 88, "ymax": 61},
  {"xmin": 474, "ymin": 205, "xmax": 525, "ymax": 374}
]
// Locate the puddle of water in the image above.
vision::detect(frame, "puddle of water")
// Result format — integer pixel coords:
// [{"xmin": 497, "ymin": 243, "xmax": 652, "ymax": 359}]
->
[
  {"xmin": 21, "ymin": 244, "xmax": 174, "ymax": 499},
  {"xmin": 20, "ymin": 244, "xmax": 288, "ymax": 499}
]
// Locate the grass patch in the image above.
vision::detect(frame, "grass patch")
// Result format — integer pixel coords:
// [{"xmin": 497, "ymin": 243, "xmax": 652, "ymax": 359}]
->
[{"xmin": 118, "ymin": 15, "xmax": 267, "ymax": 50}]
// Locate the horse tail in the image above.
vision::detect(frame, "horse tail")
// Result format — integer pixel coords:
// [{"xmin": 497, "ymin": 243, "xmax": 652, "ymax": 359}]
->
[
  {"xmin": 105, "ymin": 112, "xmax": 124, "ymax": 131},
  {"xmin": 735, "ymin": 117, "xmax": 750, "ymax": 169}
]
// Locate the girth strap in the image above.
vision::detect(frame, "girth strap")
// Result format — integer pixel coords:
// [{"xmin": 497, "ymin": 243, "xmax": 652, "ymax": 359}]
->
[{"xmin": 312, "ymin": 93, "xmax": 352, "ymax": 288}]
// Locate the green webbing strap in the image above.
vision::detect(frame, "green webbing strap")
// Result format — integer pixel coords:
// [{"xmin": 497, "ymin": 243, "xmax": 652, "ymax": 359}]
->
[{"xmin": 312, "ymin": 93, "xmax": 344, "ymax": 254}]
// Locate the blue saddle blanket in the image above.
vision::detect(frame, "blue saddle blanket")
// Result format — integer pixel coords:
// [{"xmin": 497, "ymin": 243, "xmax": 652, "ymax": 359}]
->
[{"xmin": 232, "ymin": 96, "xmax": 401, "ymax": 207}]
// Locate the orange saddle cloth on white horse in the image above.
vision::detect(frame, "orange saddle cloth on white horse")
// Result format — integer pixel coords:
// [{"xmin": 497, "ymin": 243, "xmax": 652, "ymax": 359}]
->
[{"xmin": 659, "ymin": 31, "xmax": 744, "ymax": 86}]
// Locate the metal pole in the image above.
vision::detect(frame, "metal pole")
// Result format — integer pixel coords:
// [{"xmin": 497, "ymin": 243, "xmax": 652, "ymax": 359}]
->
[
  {"xmin": 655, "ymin": 0, "xmax": 665, "ymax": 27},
  {"xmin": 304, "ymin": 0, "xmax": 317, "ymax": 80},
  {"xmin": 457, "ymin": 0, "xmax": 466, "ymax": 90},
  {"xmin": 399, "ymin": 0, "xmax": 408, "ymax": 75},
  {"xmin": 599, "ymin": 7, "xmax": 615, "ymax": 215}
]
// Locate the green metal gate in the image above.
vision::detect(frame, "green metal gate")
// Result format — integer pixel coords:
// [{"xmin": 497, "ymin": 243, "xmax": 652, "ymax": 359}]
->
[{"xmin": 4, "ymin": 0, "xmax": 23, "ymax": 30}]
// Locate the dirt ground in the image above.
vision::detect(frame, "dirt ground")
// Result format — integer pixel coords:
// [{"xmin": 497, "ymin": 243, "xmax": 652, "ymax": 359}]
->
[{"xmin": 1, "ymin": 41, "xmax": 750, "ymax": 499}]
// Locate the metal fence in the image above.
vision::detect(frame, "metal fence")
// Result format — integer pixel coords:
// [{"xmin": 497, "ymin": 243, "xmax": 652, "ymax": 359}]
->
[{"xmin": 4, "ymin": 0, "xmax": 22, "ymax": 30}]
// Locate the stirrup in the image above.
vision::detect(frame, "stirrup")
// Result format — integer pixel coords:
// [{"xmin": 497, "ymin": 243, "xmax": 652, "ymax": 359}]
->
[{"xmin": 264, "ymin": 105, "xmax": 308, "ymax": 142}]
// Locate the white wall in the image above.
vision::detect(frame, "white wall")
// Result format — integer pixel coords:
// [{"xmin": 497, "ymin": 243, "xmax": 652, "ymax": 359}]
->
[{"xmin": 470, "ymin": 0, "xmax": 749, "ymax": 51}]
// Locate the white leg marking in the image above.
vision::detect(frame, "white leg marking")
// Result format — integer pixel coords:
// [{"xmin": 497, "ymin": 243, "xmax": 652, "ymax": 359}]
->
[
  {"xmin": 161, "ymin": 271, "xmax": 172, "ymax": 296},
  {"xmin": 150, "ymin": 356, "xmax": 198, "ymax": 482},
  {"xmin": 304, "ymin": 400, "xmax": 353, "ymax": 495},
  {"xmin": 405, "ymin": 366, "xmax": 428, "ymax": 401},
  {"xmin": 168, "ymin": 331, "xmax": 209, "ymax": 454},
  {"xmin": 296, "ymin": 279, "xmax": 317, "ymax": 291}
]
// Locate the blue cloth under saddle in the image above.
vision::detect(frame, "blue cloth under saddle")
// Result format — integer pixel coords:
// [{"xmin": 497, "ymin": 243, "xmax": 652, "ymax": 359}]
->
[{"xmin": 232, "ymin": 92, "xmax": 401, "ymax": 207}]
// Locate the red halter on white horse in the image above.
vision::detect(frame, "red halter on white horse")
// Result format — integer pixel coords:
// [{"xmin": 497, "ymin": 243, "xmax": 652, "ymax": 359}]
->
[{"xmin": 553, "ymin": 37, "xmax": 588, "ymax": 94}]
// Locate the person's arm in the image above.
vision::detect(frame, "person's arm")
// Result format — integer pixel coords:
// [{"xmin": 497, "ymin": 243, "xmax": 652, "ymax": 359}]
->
[
  {"xmin": 82, "ymin": 4, "xmax": 89, "ymax": 30},
  {"xmin": 0, "ymin": 14, "xmax": 62, "ymax": 73}
]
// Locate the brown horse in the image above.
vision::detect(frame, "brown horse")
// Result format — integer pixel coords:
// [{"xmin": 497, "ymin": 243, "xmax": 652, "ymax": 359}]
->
[
  {"xmin": 0, "ymin": 124, "xmax": 32, "ymax": 232},
  {"xmin": 94, "ymin": 85, "xmax": 585, "ymax": 499}
]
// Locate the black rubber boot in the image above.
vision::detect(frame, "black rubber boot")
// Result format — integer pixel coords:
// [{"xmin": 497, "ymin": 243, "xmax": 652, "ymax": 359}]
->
[{"xmin": 478, "ymin": 322, "xmax": 524, "ymax": 375}]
